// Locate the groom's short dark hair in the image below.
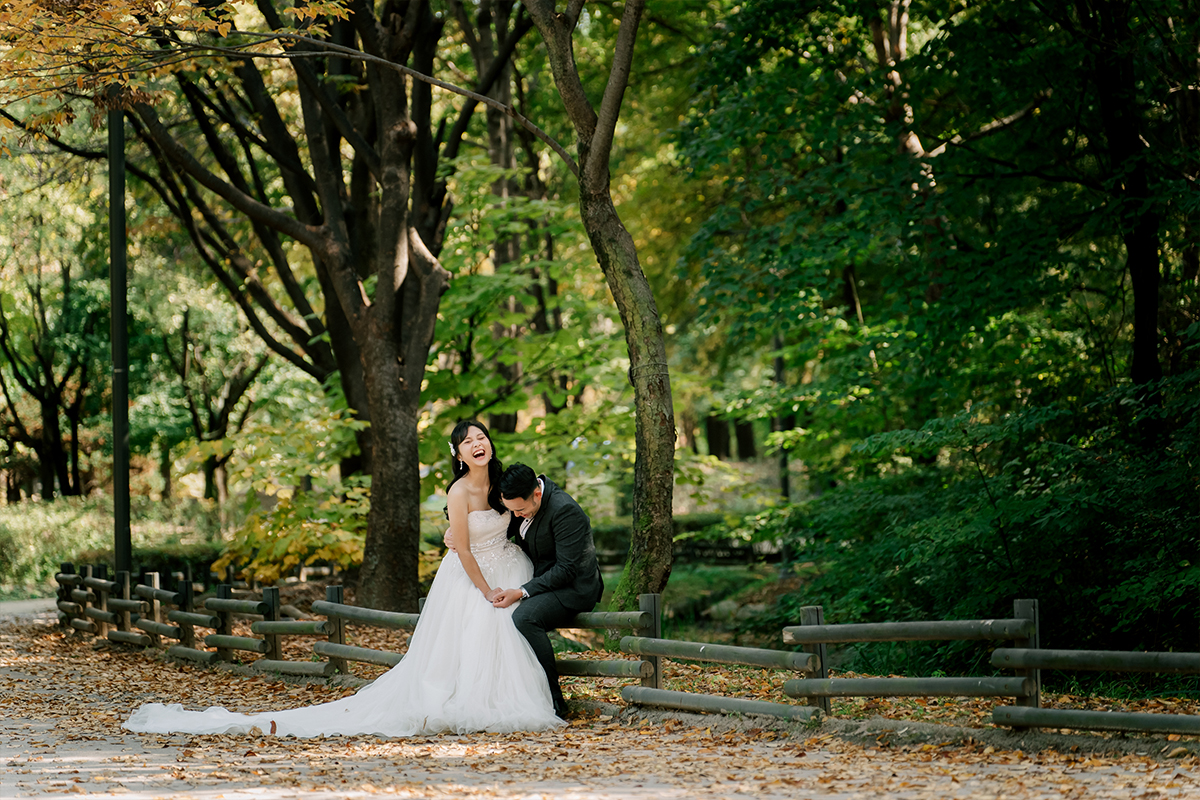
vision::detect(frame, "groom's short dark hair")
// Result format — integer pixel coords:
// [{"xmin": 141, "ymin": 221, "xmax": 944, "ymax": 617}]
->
[{"xmin": 500, "ymin": 463, "xmax": 538, "ymax": 500}]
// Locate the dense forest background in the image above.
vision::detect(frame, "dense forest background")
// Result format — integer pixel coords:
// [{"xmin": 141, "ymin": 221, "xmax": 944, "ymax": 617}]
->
[{"xmin": 0, "ymin": 0, "xmax": 1196, "ymax": 674}]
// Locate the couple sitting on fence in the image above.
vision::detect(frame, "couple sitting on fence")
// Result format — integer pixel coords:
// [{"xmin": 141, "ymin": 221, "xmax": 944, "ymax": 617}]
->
[{"xmin": 123, "ymin": 419, "xmax": 604, "ymax": 737}]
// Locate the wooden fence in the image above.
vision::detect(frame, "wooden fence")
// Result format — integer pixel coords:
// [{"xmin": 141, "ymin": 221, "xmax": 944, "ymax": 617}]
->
[
  {"xmin": 53, "ymin": 564, "xmax": 1199, "ymax": 735},
  {"xmin": 54, "ymin": 563, "xmax": 822, "ymax": 722},
  {"xmin": 782, "ymin": 599, "xmax": 1200, "ymax": 735}
]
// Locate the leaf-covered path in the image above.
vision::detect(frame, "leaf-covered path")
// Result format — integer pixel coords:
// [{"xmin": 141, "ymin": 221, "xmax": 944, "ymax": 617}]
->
[{"xmin": 3, "ymin": 614, "xmax": 1198, "ymax": 799}]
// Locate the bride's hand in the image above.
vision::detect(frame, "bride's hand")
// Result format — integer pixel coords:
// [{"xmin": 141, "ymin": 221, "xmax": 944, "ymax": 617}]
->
[
  {"xmin": 443, "ymin": 530, "xmax": 456, "ymax": 552},
  {"xmin": 491, "ymin": 589, "xmax": 523, "ymax": 609},
  {"xmin": 483, "ymin": 587, "xmax": 502, "ymax": 603}
]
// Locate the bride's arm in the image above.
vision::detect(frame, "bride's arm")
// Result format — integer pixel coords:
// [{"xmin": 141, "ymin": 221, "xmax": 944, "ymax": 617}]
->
[{"xmin": 446, "ymin": 488, "xmax": 493, "ymax": 599}]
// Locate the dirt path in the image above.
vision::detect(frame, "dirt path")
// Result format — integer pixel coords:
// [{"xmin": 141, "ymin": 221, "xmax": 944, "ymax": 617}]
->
[{"xmin": 2, "ymin": 610, "xmax": 1198, "ymax": 799}]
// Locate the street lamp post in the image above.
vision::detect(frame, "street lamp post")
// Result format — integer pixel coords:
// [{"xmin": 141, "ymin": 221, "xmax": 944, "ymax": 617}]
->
[{"xmin": 109, "ymin": 97, "xmax": 131, "ymax": 574}]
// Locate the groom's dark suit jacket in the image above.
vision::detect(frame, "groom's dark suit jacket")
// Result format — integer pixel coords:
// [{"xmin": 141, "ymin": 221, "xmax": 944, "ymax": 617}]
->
[{"xmin": 509, "ymin": 476, "xmax": 604, "ymax": 612}]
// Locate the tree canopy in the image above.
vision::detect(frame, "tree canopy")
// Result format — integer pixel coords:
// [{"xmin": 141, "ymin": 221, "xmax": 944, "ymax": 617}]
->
[{"xmin": 0, "ymin": 0, "xmax": 1195, "ymax": 656}]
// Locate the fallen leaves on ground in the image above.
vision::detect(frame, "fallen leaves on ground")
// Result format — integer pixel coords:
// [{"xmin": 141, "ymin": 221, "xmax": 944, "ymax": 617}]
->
[{"xmin": 3, "ymin": 616, "xmax": 1200, "ymax": 799}]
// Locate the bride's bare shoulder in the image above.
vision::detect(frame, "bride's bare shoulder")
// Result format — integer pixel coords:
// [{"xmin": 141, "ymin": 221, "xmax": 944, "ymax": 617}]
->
[{"xmin": 447, "ymin": 477, "xmax": 489, "ymax": 512}]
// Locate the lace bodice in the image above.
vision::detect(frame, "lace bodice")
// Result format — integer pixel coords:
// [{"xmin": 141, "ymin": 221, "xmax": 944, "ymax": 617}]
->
[{"xmin": 465, "ymin": 509, "xmax": 512, "ymax": 554}]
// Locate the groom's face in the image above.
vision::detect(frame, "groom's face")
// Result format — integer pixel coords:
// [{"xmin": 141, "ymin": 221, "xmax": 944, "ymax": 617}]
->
[{"xmin": 503, "ymin": 486, "xmax": 543, "ymax": 520}]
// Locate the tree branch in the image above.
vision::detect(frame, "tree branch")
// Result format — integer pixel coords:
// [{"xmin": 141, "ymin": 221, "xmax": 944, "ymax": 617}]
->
[
  {"xmin": 590, "ymin": 0, "xmax": 646, "ymax": 185},
  {"xmin": 924, "ymin": 90, "xmax": 1053, "ymax": 158},
  {"xmin": 133, "ymin": 102, "xmax": 323, "ymax": 250}
]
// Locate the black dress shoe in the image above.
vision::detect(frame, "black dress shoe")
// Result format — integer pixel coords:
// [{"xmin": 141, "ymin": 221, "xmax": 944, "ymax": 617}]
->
[{"xmin": 553, "ymin": 699, "xmax": 570, "ymax": 719}]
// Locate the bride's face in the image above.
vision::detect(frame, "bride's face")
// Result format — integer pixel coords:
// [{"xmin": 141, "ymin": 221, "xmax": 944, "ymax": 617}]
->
[{"xmin": 456, "ymin": 426, "xmax": 493, "ymax": 468}]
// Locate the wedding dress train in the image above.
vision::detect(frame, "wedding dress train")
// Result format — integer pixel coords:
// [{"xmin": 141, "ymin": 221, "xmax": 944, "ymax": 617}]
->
[{"xmin": 123, "ymin": 509, "xmax": 563, "ymax": 737}]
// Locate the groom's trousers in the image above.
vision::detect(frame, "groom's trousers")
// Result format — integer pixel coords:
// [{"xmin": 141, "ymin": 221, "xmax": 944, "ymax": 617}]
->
[{"xmin": 511, "ymin": 592, "xmax": 578, "ymax": 706}]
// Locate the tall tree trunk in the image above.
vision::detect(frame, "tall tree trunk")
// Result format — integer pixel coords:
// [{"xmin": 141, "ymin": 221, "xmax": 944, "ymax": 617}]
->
[
  {"xmin": 160, "ymin": 442, "xmax": 173, "ymax": 503},
  {"xmin": 523, "ymin": 0, "xmax": 675, "ymax": 608},
  {"xmin": 735, "ymin": 420, "xmax": 757, "ymax": 460},
  {"xmin": 1089, "ymin": 1, "xmax": 1163, "ymax": 386},
  {"xmin": 580, "ymin": 192, "xmax": 676, "ymax": 606},
  {"xmin": 41, "ymin": 400, "xmax": 74, "ymax": 497},
  {"xmin": 354, "ymin": 343, "xmax": 424, "ymax": 611},
  {"xmin": 773, "ymin": 336, "xmax": 793, "ymax": 501},
  {"xmin": 705, "ymin": 417, "xmax": 731, "ymax": 459}
]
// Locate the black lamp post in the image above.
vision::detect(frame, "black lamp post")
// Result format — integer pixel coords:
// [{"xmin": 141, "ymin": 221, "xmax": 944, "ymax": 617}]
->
[{"xmin": 109, "ymin": 95, "xmax": 131, "ymax": 574}]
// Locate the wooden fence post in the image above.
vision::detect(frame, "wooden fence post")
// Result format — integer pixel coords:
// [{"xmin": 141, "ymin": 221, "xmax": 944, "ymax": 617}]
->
[
  {"xmin": 214, "ymin": 584, "xmax": 234, "ymax": 662},
  {"xmin": 261, "ymin": 587, "xmax": 282, "ymax": 662},
  {"xmin": 57, "ymin": 562, "xmax": 75, "ymax": 629},
  {"xmin": 176, "ymin": 576, "xmax": 197, "ymax": 650},
  {"xmin": 93, "ymin": 565, "xmax": 111, "ymax": 639},
  {"xmin": 800, "ymin": 605, "xmax": 831, "ymax": 715},
  {"xmin": 146, "ymin": 573, "xmax": 163, "ymax": 648},
  {"xmin": 115, "ymin": 570, "xmax": 133, "ymax": 634},
  {"xmin": 324, "ymin": 585, "xmax": 349, "ymax": 674},
  {"xmin": 639, "ymin": 593, "xmax": 663, "ymax": 690},
  {"xmin": 1013, "ymin": 598, "xmax": 1041, "ymax": 710}
]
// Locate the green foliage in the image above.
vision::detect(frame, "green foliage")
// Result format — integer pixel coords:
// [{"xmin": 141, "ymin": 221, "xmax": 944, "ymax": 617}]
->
[
  {"xmin": 734, "ymin": 371, "xmax": 1200, "ymax": 673},
  {"xmin": 658, "ymin": 563, "xmax": 778, "ymax": 636},
  {"xmin": 421, "ymin": 157, "xmax": 645, "ymax": 514},
  {"xmin": 0, "ymin": 495, "xmax": 224, "ymax": 599},
  {"xmin": 591, "ymin": 512, "xmax": 727, "ymax": 554},
  {"xmin": 213, "ymin": 477, "xmax": 371, "ymax": 585},
  {"xmin": 203, "ymin": 381, "xmax": 371, "ymax": 584},
  {"xmin": 0, "ymin": 146, "xmax": 112, "ymax": 495}
]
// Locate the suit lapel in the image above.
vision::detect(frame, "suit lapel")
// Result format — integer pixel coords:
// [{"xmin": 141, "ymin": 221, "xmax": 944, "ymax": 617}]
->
[{"xmin": 528, "ymin": 481, "xmax": 553, "ymax": 563}]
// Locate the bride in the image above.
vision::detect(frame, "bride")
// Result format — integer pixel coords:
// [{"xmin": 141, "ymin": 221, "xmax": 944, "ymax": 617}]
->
[{"xmin": 123, "ymin": 420, "xmax": 564, "ymax": 737}]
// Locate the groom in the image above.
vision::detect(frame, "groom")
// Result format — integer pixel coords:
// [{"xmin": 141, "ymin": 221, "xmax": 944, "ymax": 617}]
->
[{"xmin": 490, "ymin": 463, "xmax": 604, "ymax": 719}]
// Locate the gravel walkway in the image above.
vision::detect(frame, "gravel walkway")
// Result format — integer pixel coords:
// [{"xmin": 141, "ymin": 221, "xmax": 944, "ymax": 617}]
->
[{"xmin": 2, "ymin": 601, "xmax": 1198, "ymax": 799}]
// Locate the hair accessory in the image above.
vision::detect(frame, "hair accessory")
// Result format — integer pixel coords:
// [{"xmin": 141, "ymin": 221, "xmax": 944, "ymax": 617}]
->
[{"xmin": 449, "ymin": 442, "xmax": 456, "ymax": 457}]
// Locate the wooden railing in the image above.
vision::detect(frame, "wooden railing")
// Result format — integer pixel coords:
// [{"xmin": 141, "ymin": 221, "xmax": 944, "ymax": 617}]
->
[{"xmin": 51, "ymin": 562, "xmax": 1199, "ymax": 734}]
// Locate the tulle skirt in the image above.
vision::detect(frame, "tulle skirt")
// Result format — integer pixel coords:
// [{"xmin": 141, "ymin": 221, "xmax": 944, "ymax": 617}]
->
[{"xmin": 122, "ymin": 543, "xmax": 563, "ymax": 738}]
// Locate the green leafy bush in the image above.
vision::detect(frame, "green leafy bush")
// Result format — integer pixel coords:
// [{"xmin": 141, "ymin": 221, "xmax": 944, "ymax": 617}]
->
[
  {"xmin": 737, "ymin": 371, "xmax": 1200, "ymax": 676},
  {"xmin": 213, "ymin": 478, "xmax": 371, "ymax": 585},
  {"xmin": 0, "ymin": 495, "xmax": 225, "ymax": 599}
]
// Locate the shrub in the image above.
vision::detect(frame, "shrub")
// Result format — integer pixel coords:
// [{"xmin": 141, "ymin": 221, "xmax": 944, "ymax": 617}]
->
[
  {"xmin": 737, "ymin": 371, "xmax": 1200, "ymax": 676},
  {"xmin": 0, "ymin": 495, "xmax": 226, "ymax": 599}
]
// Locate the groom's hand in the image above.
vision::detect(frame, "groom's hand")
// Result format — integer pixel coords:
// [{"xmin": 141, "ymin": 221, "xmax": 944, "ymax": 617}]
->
[
  {"xmin": 443, "ymin": 531, "xmax": 456, "ymax": 552},
  {"xmin": 491, "ymin": 589, "xmax": 524, "ymax": 608}
]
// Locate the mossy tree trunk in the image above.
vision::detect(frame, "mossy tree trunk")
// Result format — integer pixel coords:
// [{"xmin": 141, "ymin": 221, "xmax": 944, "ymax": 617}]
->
[{"xmin": 522, "ymin": 0, "xmax": 675, "ymax": 608}]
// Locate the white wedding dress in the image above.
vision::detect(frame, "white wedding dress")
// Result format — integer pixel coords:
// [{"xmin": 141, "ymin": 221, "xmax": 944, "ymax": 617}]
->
[{"xmin": 123, "ymin": 509, "xmax": 563, "ymax": 737}]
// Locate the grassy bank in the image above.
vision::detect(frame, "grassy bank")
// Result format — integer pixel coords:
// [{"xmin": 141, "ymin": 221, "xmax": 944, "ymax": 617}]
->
[{"xmin": 0, "ymin": 496, "xmax": 224, "ymax": 600}]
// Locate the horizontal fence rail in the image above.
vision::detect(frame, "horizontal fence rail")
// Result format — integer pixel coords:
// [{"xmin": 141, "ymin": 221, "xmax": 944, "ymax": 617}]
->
[
  {"xmin": 134, "ymin": 586, "xmax": 181, "ymax": 605},
  {"xmin": 622, "ymin": 686, "xmax": 819, "ymax": 722},
  {"xmin": 784, "ymin": 676, "xmax": 1034, "ymax": 699},
  {"xmin": 311, "ymin": 601, "xmax": 421, "ymax": 630},
  {"xmin": 168, "ymin": 645, "xmax": 220, "ymax": 665},
  {"xmin": 568, "ymin": 611, "xmax": 651, "ymax": 630},
  {"xmin": 205, "ymin": 598, "xmax": 271, "ymax": 616},
  {"xmin": 992, "ymin": 648, "xmax": 1200, "ymax": 674},
  {"xmin": 621, "ymin": 636, "xmax": 817, "ymax": 673},
  {"xmin": 255, "ymin": 659, "xmax": 337, "ymax": 677},
  {"xmin": 136, "ymin": 619, "xmax": 180, "ymax": 639},
  {"xmin": 167, "ymin": 610, "xmax": 220, "ymax": 629},
  {"xmin": 205, "ymin": 634, "xmax": 268, "ymax": 654},
  {"xmin": 558, "ymin": 659, "xmax": 655, "ymax": 679},
  {"xmin": 313, "ymin": 641, "xmax": 403, "ymax": 668},
  {"xmin": 993, "ymin": 706, "xmax": 1200, "ymax": 736},
  {"xmin": 250, "ymin": 620, "xmax": 328, "ymax": 636},
  {"xmin": 782, "ymin": 618, "xmax": 1035, "ymax": 645}
]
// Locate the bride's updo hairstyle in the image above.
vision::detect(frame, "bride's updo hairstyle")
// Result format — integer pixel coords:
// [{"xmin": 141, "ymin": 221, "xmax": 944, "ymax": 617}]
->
[{"xmin": 446, "ymin": 419, "xmax": 506, "ymax": 514}]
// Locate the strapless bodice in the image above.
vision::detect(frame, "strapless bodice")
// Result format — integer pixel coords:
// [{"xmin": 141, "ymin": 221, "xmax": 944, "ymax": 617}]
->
[{"xmin": 465, "ymin": 509, "xmax": 512, "ymax": 554}]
